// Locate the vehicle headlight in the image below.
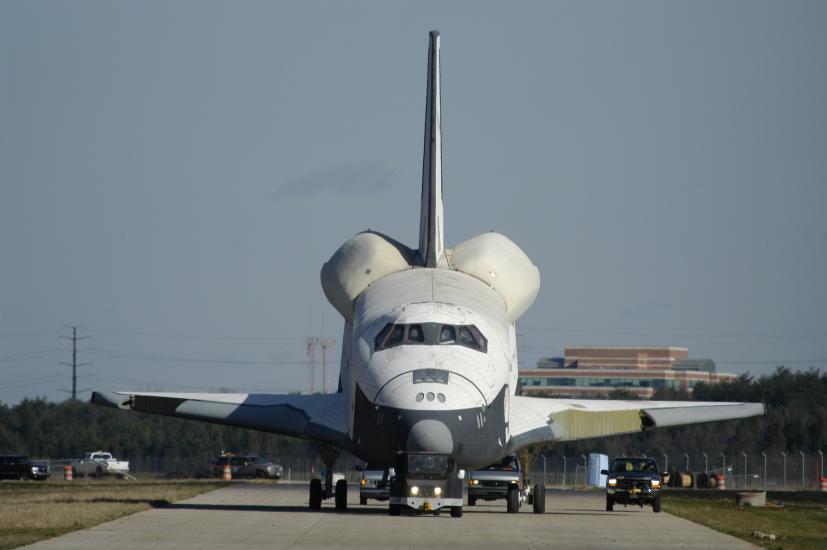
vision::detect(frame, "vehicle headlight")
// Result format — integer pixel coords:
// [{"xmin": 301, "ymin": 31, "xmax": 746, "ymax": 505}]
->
[
  {"xmin": 608, "ymin": 478, "xmax": 617, "ymax": 487},
  {"xmin": 470, "ymin": 479, "xmax": 479, "ymax": 485},
  {"xmin": 409, "ymin": 485, "xmax": 419, "ymax": 496},
  {"xmin": 31, "ymin": 466, "xmax": 38, "ymax": 473},
  {"xmin": 651, "ymin": 479, "xmax": 660, "ymax": 488},
  {"xmin": 360, "ymin": 479, "xmax": 366, "ymax": 486},
  {"xmin": 433, "ymin": 486, "xmax": 442, "ymax": 496}
]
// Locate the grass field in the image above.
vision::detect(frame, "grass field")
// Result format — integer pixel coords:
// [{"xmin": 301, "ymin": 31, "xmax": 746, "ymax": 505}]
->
[
  {"xmin": 662, "ymin": 490, "xmax": 827, "ymax": 550},
  {"xmin": 0, "ymin": 479, "xmax": 225, "ymax": 550}
]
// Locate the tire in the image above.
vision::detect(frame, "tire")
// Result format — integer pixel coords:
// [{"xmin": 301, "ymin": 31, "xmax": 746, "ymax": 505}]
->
[
  {"xmin": 450, "ymin": 506, "xmax": 463, "ymax": 518},
  {"xmin": 309, "ymin": 478, "xmax": 322, "ymax": 510},
  {"xmin": 606, "ymin": 495, "xmax": 614, "ymax": 512},
  {"xmin": 255, "ymin": 470, "xmax": 266, "ymax": 479},
  {"xmin": 468, "ymin": 496, "xmax": 476, "ymax": 506},
  {"xmin": 389, "ymin": 503, "xmax": 401, "ymax": 516},
  {"xmin": 533, "ymin": 484, "xmax": 545, "ymax": 514},
  {"xmin": 360, "ymin": 496, "xmax": 367, "ymax": 505},
  {"xmin": 506, "ymin": 486, "xmax": 520, "ymax": 513},
  {"xmin": 653, "ymin": 495, "xmax": 662, "ymax": 513},
  {"xmin": 335, "ymin": 479, "xmax": 347, "ymax": 510},
  {"xmin": 95, "ymin": 467, "xmax": 103, "ymax": 480}
]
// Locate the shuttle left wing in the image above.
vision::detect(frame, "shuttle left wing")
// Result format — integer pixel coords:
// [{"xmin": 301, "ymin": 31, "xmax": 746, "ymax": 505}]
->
[
  {"xmin": 507, "ymin": 395, "xmax": 764, "ymax": 451},
  {"xmin": 92, "ymin": 390, "xmax": 351, "ymax": 449}
]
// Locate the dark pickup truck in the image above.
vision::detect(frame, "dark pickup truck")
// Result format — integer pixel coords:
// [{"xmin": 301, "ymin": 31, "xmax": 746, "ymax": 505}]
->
[
  {"xmin": 602, "ymin": 457, "xmax": 662, "ymax": 513},
  {"xmin": 0, "ymin": 455, "xmax": 49, "ymax": 481}
]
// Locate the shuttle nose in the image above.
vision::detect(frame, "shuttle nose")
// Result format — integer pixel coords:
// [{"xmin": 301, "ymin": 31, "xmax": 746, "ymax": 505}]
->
[{"xmin": 407, "ymin": 419, "xmax": 453, "ymax": 454}]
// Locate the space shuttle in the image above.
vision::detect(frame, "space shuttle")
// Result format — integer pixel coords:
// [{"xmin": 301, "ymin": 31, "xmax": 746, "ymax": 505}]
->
[{"xmin": 93, "ymin": 31, "xmax": 763, "ymax": 516}]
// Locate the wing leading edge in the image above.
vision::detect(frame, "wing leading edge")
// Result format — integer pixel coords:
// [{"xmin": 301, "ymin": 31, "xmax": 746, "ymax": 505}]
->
[
  {"xmin": 92, "ymin": 390, "xmax": 351, "ymax": 449},
  {"xmin": 507, "ymin": 396, "xmax": 764, "ymax": 452}
]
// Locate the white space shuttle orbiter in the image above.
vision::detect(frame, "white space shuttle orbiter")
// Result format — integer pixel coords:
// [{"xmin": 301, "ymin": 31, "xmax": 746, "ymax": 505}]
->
[{"xmin": 93, "ymin": 31, "xmax": 763, "ymax": 514}]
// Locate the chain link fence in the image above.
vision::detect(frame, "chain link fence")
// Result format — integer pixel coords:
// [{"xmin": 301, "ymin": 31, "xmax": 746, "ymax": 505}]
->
[
  {"xmin": 34, "ymin": 450, "xmax": 825, "ymax": 490},
  {"xmin": 526, "ymin": 451, "xmax": 826, "ymax": 490}
]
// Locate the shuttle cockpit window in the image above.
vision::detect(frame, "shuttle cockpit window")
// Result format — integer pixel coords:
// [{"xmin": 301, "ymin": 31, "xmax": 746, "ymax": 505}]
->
[
  {"xmin": 374, "ymin": 322, "xmax": 488, "ymax": 353},
  {"xmin": 407, "ymin": 324, "xmax": 425, "ymax": 342},
  {"xmin": 438, "ymin": 325, "xmax": 456, "ymax": 343}
]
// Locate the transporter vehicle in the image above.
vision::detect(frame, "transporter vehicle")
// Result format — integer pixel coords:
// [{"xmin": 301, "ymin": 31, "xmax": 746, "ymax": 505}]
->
[
  {"xmin": 388, "ymin": 452, "xmax": 464, "ymax": 517},
  {"xmin": 0, "ymin": 455, "xmax": 49, "ymax": 480},
  {"xmin": 91, "ymin": 30, "xmax": 764, "ymax": 517},
  {"xmin": 468, "ymin": 453, "xmax": 527, "ymax": 512},
  {"xmin": 602, "ymin": 457, "xmax": 663, "ymax": 513},
  {"xmin": 211, "ymin": 454, "xmax": 283, "ymax": 479},
  {"xmin": 71, "ymin": 451, "xmax": 129, "ymax": 479},
  {"xmin": 359, "ymin": 466, "xmax": 389, "ymax": 505}
]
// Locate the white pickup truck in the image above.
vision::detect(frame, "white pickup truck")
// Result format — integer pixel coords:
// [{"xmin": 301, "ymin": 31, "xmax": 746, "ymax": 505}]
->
[{"xmin": 71, "ymin": 451, "xmax": 130, "ymax": 479}]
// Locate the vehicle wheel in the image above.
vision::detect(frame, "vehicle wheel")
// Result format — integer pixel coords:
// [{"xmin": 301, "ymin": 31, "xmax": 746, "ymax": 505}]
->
[
  {"xmin": 360, "ymin": 496, "xmax": 367, "ymax": 505},
  {"xmin": 309, "ymin": 478, "xmax": 322, "ymax": 510},
  {"xmin": 450, "ymin": 506, "xmax": 463, "ymax": 518},
  {"xmin": 653, "ymin": 495, "xmax": 662, "ymax": 513},
  {"xmin": 468, "ymin": 496, "xmax": 476, "ymax": 506},
  {"xmin": 335, "ymin": 479, "xmax": 348, "ymax": 510},
  {"xmin": 95, "ymin": 467, "xmax": 103, "ymax": 480},
  {"xmin": 606, "ymin": 495, "xmax": 614, "ymax": 512},
  {"xmin": 389, "ymin": 503, "xmax": 401, "ymax": 516},
  {"xmin": 532, "ymin": 484, "xmax": 545, "ymax": 513},
  {"xmin": 255, "ymin": 470, "xmax": 266, "ymax": 479},
  {"xmin": 506, "ymin": 486, "xmax": 520, "ymax": 513}
]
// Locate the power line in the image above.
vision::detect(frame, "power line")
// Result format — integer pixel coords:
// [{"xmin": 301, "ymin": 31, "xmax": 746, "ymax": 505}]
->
[
  {"xmin": 84, "ymin": 326, "xmax": 307, "ymax": 341},
  {"xmin": 85, "ymin": 346, "xmax": 306, "ymax": 366}
]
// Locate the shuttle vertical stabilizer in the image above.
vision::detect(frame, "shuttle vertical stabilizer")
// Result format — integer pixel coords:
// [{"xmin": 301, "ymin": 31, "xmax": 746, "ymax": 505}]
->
[{"xmin": 417, "ymin": 30, "xmax": 446, "ymax": 268}]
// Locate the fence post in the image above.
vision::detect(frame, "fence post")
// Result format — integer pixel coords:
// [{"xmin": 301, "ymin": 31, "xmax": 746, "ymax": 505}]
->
[
  {"xmin": 800, "ymin": 450, "xmax": 805, "ymax": 489},
  {"xmin": 562, "ymin": 456, "xmax": 567, "ymax": 490},
  {"xmin": 742, "ymin": 452, "xmax": 748, "ymax": 489},
  {"xmin": 818, "ymin": 450, "xmax": 824, "ymax": 480},
  {"xmin": 580, "ymin": 455, "xmax": 587, "ymax": 489},
  {"xmin": 781, "ymin": 452, "xmax": 787, "ymax": 489},
  {"xmin": 662, "ymin": 452, "xmax": 668, "ymax": 473},
  {"xmin": 683, "ymin": 452, "xmax": 689, "ymax": 472},
  {"xmin": 702, "ymin": 452, "xmax": 708, "ymax": 473},
  {"xmin": 761, "ymin": 452, "xmax": 767, "ymax": 489},
  {"xmin": 720, "ymin": 452, "xmax": 727, "ymax": 488}
]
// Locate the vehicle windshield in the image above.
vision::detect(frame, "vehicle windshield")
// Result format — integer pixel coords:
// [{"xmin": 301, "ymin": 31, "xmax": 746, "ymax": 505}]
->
[
  {"xmin": 407, "ymin": 455, "xmax": 448, "ymax": 478},
  {"xmin": 253, "ymin": 457, "xmax": 267, "ymax": 464},
  {"xmin": 482, "ymin": 455, "xmax": 519, "ymax": 471},
  {"xmin": 610, "ymin": 458, "xmax": 658, "ymax": 473}
]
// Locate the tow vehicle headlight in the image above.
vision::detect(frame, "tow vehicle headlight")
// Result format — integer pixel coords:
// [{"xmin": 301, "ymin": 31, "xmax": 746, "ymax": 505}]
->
[
  {"xmin": 360, "ymin": 479, "xmax": 366, "ymax": 486},
  {"xmin": 409, "ymin": 485, "xmax": 419, "ymax": 496},
  {"xmin": 608, "ymin": 478, "xmax": 617, "ymax": 487},
  {"xmin": 651, "ymin": 479, "xmax": 660, "ymax": 488},
  {"xmin": 470, "ymin": 479, "xmax": 479, "ymax": 485},
  {"xmin": 433, "ymin": 487, "xmax": 442, "ymax": 496}
]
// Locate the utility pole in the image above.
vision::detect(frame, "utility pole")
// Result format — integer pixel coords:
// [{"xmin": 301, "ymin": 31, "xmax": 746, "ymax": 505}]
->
[
  {"xmin": 306, "ymin": 337, "xmax": 319, "ymax": 394},
  {"xmin": 320, "ymin": 338, "xmax": 335, "ymax": 394},
  {"xmin": 60, "ymin": 326, "xmax": 91, "ymax": 400}
]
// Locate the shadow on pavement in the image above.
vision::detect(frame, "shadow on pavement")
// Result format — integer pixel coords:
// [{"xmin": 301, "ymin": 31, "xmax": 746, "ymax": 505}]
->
[{"xmin": 164, "ymin": 503, "xmax": 388, "ymax": 515}]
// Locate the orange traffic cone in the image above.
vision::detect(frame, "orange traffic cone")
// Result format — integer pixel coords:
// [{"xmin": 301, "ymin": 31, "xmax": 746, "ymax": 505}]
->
[{"xmin": 223, "ymin": 463, "xmax": 232, "ymax": 481}]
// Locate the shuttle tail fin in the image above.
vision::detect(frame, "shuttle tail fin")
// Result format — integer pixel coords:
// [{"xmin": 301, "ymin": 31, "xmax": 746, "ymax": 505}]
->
[{"xmin": 417, "ymin": 30, "xmax": 446, "ymax": 268}]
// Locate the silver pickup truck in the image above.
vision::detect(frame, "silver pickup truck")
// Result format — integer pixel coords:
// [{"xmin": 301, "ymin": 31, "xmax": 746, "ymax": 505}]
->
[{"xmin": 467, "ymin": 454, "xmax": 528, "ymax": 513}]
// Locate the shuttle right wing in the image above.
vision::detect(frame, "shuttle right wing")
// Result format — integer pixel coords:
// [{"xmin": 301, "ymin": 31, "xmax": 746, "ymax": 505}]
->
[{"xmin": 507, "ymin": 396, "xmax": 764, "ymax": 451}]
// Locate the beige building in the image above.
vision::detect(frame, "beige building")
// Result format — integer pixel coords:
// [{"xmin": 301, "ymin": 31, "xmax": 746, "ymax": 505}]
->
[{"xmin": 518, "ymin": 346, "xmax": 736, "ymax": 399}]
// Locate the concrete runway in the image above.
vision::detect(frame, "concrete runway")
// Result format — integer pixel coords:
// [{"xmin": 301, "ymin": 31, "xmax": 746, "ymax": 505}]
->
[{"xmin": 23, "ymin": 484, "xmax": 757, "ymax": 549}]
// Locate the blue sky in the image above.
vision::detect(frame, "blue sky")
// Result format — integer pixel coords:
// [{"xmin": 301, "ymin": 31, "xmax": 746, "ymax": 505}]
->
[{"xmin": 2, "ymin": 1, "xmax": 826, "ymax": 403}]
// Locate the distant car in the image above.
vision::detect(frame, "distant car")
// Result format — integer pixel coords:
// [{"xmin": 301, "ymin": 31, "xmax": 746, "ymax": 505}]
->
[
  {"xmin": 359, "ymin": 467, "xmax": 389, "ymax": 505},
  {"xmin": 602, "ymin": 457, "xmax": 662, "ymax": 513},
  {"xmin": 0, "ymin": 455, "xmax": 49, "ymax": 481},
  {"xmin": 211, "ymin": 455, "xmax": 283, "ymax": 479},
  {"xmin": 467, "ymin": 453, "xmax": 526, "ymax": 512}
]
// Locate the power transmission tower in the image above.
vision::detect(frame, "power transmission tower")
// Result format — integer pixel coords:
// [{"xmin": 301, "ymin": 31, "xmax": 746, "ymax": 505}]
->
[
  {"xmin": 60, "ymin": 325, "xmax": 91, "ymax": 400},
  {"xmin": 306, "ymin": 337, "xmax": 319, "ymax": 394},
  {"xmin": 320, "ymin": 338, "xmax": 336, "ymax": 394}
]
